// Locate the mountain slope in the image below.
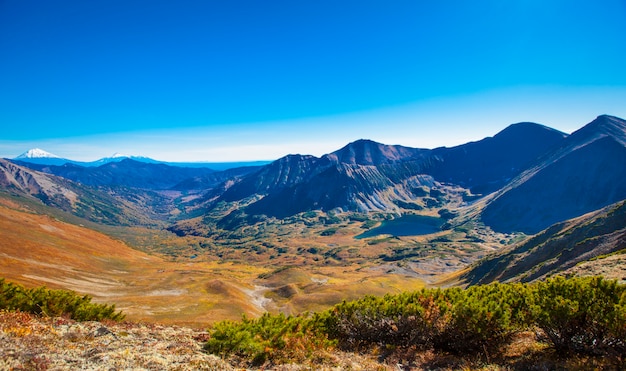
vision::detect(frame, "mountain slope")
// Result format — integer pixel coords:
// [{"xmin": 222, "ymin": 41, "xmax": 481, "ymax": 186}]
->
[
  {"xmin": 0, "ymin": 159, "xmax": 165, "ymax": 225},
  {"xmin": 428, "ymin": 122, "xmax": 567, "ymax": 194},
  {"xmin": 207, "ymin": 145, "xmax": 440, "ymax": 219},
  {"xmin": 0, "ymin": 199, "xmax": 270, "ymax": 324},
  {"xmin": 325, "ymin": 139, "xmax": 428, "ymax": 165},
  {"xmin": 199, "ymin": 124, "xmax": 566, "ymax": 220},
  {"xmin": 480, "ymin": 115, "xmax": 626, "ymax": 234},
  {"xmin": 13, "ymin": 159, "xmax": 218, "ymax": 190},
  {"xmin": 462, "ymin": 199, "xmax": 626, "ymax": 285}
]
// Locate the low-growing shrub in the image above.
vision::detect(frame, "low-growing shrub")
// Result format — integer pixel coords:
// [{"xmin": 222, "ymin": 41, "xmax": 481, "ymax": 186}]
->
[
  {"xmin": 205, "ymin": 313, "xmax": 335, "ymax": 366},
  {"xmin": 205, "ymin": 277, "xmax": 626, "ymax": 364},
  {"xmin": 431, "ymin": 282, "xmax": 531, "ymax": 355},
  {"xmin": 322, "ymin": 283, "xmax": 530, "ymax": 355},
  {"xmin": 530, "ymin": 276, "xmax": 626, "ymax": 355},
  {"xmin": 0, "ymin": 278, "xmax": 124, "ymax": 321}
]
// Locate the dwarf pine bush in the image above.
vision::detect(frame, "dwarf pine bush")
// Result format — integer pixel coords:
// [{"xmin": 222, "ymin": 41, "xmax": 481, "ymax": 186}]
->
[
  {"xmin": 322, "ymin": 283, "xmax": 531, "ymax": 355},
  {"xmin": 0, "ymin": 278, "xmax": 124, "ymax": 321},
  {"xmin": 205, "ymin": 313, "xmax": 335, "ymax": 366},
  {"xmin": 530, "ymin": 276, "xmax": 626, "ymax": 355},
  {"xmin": 205, "ymin": 276, "xmax": 626, "ymax": 363}
]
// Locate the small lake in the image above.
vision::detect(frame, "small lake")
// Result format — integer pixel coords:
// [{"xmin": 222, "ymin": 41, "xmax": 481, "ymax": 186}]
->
[{"xmin": 355, "ymin": 214, "xmax": 445, "ymax": 239}]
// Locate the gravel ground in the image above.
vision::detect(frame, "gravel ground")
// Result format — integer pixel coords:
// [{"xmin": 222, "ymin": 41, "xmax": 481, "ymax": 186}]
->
[
  {"xmin": 0, "ymin": 310, "xmax": 231, "ymax": 370},
  {"xmin": 0, "ymin": 310, "xmax": 389, "ymax": 371}
]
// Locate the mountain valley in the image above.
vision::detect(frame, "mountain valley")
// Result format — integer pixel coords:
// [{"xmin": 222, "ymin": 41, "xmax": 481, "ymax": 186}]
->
[{"xmin": 1, "ymin": 115, "xmax": 625, "ymax": 326}]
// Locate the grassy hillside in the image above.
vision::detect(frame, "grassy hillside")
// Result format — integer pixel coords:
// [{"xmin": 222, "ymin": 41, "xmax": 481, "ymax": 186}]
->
[
  {"xmin": 461, "ymin": 200, "xmax": 626, "ymax": 285},
  {"xmin": 0, "ymin": 196, "xmax": 435, "ymax": 325}
]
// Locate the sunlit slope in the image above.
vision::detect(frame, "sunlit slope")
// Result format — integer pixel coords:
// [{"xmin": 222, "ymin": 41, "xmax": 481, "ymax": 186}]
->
[
  {"xmin": 0, "ymin": 198, "xmax": 264, "ymax": 325},
  {"xmin": 0, "ymin": 197, "xmax": 428, "ymax": 325},
  {"xmin": 461, "ymin": 200, "xmax": 626, "ymax": 285}
]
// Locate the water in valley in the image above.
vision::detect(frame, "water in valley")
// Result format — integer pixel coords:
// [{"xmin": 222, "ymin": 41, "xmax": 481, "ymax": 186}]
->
[{"xmin": 355, "ymin": 214, "xmax": 445, "ymax": 239}]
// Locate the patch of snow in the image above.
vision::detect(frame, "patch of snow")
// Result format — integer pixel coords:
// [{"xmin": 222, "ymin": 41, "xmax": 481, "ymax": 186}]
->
[{"xmin": 15, "ymin": 148, "xmax": 61, "ymax": 159}]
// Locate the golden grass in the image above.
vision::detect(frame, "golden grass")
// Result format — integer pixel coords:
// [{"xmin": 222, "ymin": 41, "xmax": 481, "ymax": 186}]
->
[{"xmin": 0, "ymin": 202, "xmax": 430, "ymax": 326}]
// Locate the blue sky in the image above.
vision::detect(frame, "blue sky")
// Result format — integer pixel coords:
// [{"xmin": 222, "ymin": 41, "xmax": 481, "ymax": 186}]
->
[{"xmin": 1, "ymin": 1, "xmax": 626, "ymax": 162}]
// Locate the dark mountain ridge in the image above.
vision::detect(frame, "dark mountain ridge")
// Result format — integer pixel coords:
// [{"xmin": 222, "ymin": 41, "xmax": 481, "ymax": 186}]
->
[
  {"xmin": 203, "ymin": 121, "xmax": 568, "ymax": 220},
  {"xmin": 428, "ymin": 122, "xmax": 568, "ymax": 194},
  {"xmin": 479, "ymin": 115, "xmax": 626, "ymax": 234},
  {"xmin": 325, "ymin": 139, "xmax": 428, "ymax": 165}
]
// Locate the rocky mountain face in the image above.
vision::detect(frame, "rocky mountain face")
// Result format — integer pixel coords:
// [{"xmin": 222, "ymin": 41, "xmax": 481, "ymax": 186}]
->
[
  {"xmin": 427, "ymin": 122, "xmax": 568, "ymax": 194},
  {"xmin": 201, "ymin": 122, "xmax": 568, "ymax": 220},
  {"xmin": 0, "ymin": 159, "xmax": 166, "ymax": 226},
  {"xmin": 325, "ymin": 139, "xmax": 428, "ymax": 165},
  {"xmin": 479, "ymin": 115, "xmax": 626, "ymax": 234}
]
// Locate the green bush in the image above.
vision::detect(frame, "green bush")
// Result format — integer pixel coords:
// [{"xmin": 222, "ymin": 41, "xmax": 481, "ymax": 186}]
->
[
  {"xmin": 0, "ymin": 278, "xmax": 124, "ymax": 321},
  {"xmin": 205, "ymin": 277, "xmax": 626, "ymax": 363},
  {"xmin": 530, "ymin": 276, "xmax": 626, "ymax": 355},
  {"xmin": 319, "ymin": 292, "xmax": 432, "ymax": 349},
  {"xmin": 205, "ymin": 313, "xmax": 335, "ymax": 366},
  {"xmin": 322, "ymin": 283, "xmax": 530, "ymax": 355},
  {"xmin": 431, "ymin": 283, "xmax": 531, "ymax": 354}
]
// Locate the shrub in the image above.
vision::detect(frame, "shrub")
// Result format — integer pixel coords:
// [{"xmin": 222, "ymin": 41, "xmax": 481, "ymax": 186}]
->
[
  {"xmin": 319, "ymin": 293, "xmax": 432, "ymax": 350},
  {"xmin": 431, "ymin": 283, "xmax": 531, "ymax": 355},
  {"xmin": 205, "ymin": 313, "xmax": 335, "ymax": 366},
  {"xmin": 0, "ymin": 278, "xmax": 124, "ymax": 321},
  {"xmin": 322, "ymin": 284, "xmax": 531, "ymax": 356},
  {"xmin": 529, "ymin": 276, "xmax": 626, "ymax": 355},
  {"xmin": 205, "ymin": 277, "xmax": 626, "ymax": 364}
]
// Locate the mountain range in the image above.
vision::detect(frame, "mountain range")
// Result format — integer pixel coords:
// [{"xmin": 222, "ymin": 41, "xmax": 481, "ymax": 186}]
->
[
  {"xmin": 13, "ymin": 148, "xmax": 271, "ymax": 170},
  {"xmin": 1, "ymin": 114, "xmax": 625, "ymax": 322},
  {"xmin": 5, "ymin": 114, "xmax": 626, "ymax": 235},
  {"xmin": 182, "ymin": 114, "xmax": 625, "ymax": 236}
]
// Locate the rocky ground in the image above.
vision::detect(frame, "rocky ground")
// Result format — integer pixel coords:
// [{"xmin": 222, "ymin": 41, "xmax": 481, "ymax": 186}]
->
[
  {"xmin": 0, "ymin": 310, "xmax": 389, "ymax": 370},
  {"xmin": 0, "ymin": 310, "xmax": 230, "ymax": 370}
]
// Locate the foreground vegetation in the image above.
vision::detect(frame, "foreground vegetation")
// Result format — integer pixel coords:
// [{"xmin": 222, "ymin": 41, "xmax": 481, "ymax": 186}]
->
[
  {"xmin": 0, "ymin": 279, "xmax": 124, "ymax": 321},
  {"xmin": 206, "ymin": 276, "xmax": 626, "ymax": 368}
]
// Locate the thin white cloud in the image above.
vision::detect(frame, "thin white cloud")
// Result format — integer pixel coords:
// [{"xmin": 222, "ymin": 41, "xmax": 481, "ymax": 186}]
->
[{"xmin": 2, "ymin": 85, "xmax": 625, "ymax": 162}]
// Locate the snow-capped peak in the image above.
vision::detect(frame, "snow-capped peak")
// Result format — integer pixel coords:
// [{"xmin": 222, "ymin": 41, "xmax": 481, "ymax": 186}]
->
[
  {"xmin": 110, "ymin": 153, "xmax": 130, "ymax": 159},
  {"xmin": 15, "ymin": 148, "xmax": 61, "ymax": 159}
]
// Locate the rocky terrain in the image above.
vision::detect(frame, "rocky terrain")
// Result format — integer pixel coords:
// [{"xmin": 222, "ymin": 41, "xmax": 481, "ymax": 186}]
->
[
  {"xmin": 0, "ymin": 310, "xmax": 393, "ymax": 370},
  {"xmin": 0, "ymin": 310, "xmax": 230, "ymax": 370}
]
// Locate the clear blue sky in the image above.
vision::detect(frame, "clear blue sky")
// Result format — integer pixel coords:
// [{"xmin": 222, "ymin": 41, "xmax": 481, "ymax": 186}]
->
[{"xmin": 1, "ymin": 0, "xmax": 626, "ymax": 161}]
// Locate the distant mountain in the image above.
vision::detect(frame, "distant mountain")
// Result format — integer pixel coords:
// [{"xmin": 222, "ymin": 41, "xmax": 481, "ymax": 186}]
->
[
  {"xmin": 11, "ymin": 148, "xmax": 270, "ymax": 170},
  {"xmin": 14, "ymin": 148, "xmax": 72, "ymax": 166},
  {"xmin": 16, "ymin": 148, "xmax": 61, "ymax": 159},
  {"xmin": 14, "ymin": 159, "xmax": 217, "ymax": 190},
  {"xmin": 0, "ymin": 159, "xmax": 164, "ymax": 225},
  {"xmin": 89, "ymin": 153, "xmax": 161, "ymax": 166},
  {"xmin": 479, "ymin": 115, "xmax": 626, "ymax": 234},
  {"xmin": 462, "ymin": 199, "xmax": 626, "ymax": 285}
]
